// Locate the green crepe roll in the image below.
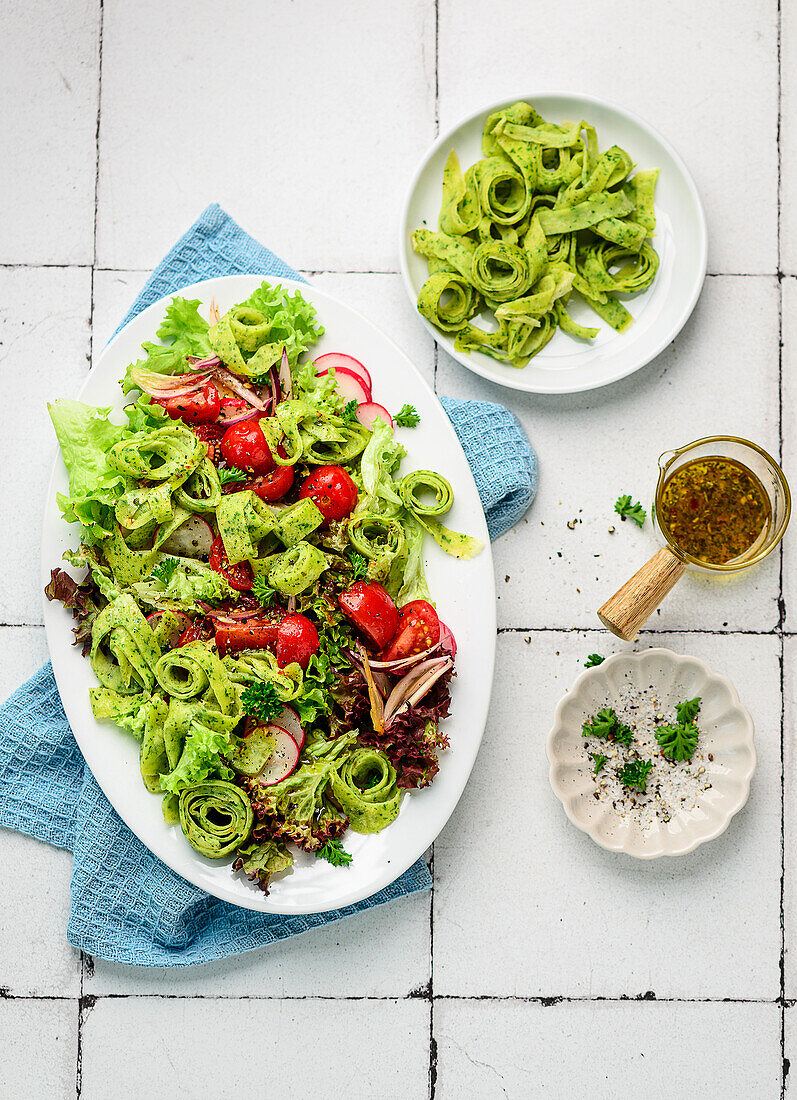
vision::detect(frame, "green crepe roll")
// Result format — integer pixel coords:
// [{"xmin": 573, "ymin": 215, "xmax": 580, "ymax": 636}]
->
[
  {"xmin": 470, "ymin": 240, "xmax": 533, "ymax": 302},
  {"xmin": 472, "ymin": 156, "xmax": 530, "ymax": 226},
  {"xmin": 140, "ymin": 696, "xmax": 170, "ymax": 793},
  {"xmin": 155, "ymin": 641, "xmax": 238, "ymax": 715},
  {"xmin": 579, "ymin": 240, "xmax": 659, "ymax": 295},
  {"xmin": 174, "ymin": 458, "xmax": 222, "ymax": 513},
  {"xmin": 330, "ymin": 749, "xmax": 401, "ymax": 834},
  {"xmin": 223, "ymin": 651, "xmax": 304, "ymax": 703},
  {"xmin": 398, "ymin": 471, "xmax": 483, "ymax": 559},
  {"xmin": 208, "ymin": 307, "xmax": 282, "ymax": 379},
  {"xmin": 178, "ymin": 781, "xmax": 253, "ymax": 858},
  {"xmin": 90, "ymin": 594, "xmax": 162, "ymax": 695},
  {"xmin": 411, "ymin": 228, "xmax": 477, "ymax": 282},
  {"xmin": 108, "ymin": 423, "xmax": 204, "ymax": 483},
  {"xmin": 268, "ymin": 541, "xmax": 327, "ymax": 596},
  {"xmin": 416, "ymin": 270, "xmax": 481, "ymax": 332},
  {"xmin": 439, "ymin": 150, "xmax": 480, "ymax": 235}
]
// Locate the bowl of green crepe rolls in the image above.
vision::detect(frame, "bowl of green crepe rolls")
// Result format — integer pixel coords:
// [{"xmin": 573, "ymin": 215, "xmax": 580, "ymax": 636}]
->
[{"xmin": 399, "ymin": 92, "xmax": 707, "ymax": 395}]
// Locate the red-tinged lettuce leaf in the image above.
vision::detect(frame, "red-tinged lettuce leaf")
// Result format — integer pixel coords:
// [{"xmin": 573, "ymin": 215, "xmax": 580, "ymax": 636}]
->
[{"xmin": 45, "ymin": 567, "xmax": 103, "ymax": 655}]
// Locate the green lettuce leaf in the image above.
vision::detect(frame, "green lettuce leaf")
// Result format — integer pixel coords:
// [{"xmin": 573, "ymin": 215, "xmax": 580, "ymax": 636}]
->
[
  {"xmin": 155, "ymin": 297, "xmax": 212, "ymax": 357},
  {"xmin": 358, "ymin": 417, "xmax": 405, "ymax": 512},
  {"xmin": 239, "ymin": 282, "xmax": 324, "ymax": 368},
  {"xmin": 159, "ymin": 722, "xmax": 235, "ymax": 794},
  {"xmin": 48, "ymin": 400, "xmax": 129, "ymax": 541},
  {"xmin": 132, "ymin": 559, "xmax": 234, "ymax": 611}
]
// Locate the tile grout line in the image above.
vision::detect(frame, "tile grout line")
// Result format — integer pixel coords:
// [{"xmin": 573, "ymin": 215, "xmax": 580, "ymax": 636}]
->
[
  {"xmin": 0, "ymin": 991, "xmax": 787, "ymax": 1004},
  {"xmin": 0, "ymin": 264, "xmax": 792, "ymax": 278},
  {"xmin": 87, "ymin": 0, "xmax": 105, "ymax": 372},
  {"xmin": 777, "ymin": 0, "xmax": 787, "ymax": 1094},
  {"xmin": 429, "ymin": 4, "xmax": 439, "ymax": 1096}
]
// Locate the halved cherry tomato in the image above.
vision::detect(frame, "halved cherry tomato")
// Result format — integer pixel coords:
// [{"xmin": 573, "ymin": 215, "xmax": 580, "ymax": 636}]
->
[
  {"xmin": 276, "ymin": 613, "xmax": 319, "ymax": 670},
  {"xmin": 381, "ymin": 599, "xmax": 440, "ymax": 662},
  {"xmin": 209, "ymin": 535, "xmax": 254, "ymax": 592},
  {"xmin": 155, "ymin": 380, "xmax": 221, "ymax": 425},
  {"xmin": 225, "ymin": 465, "xmax": 295, "ymax": 502},
  {"xmin": 338, "ymin": 581, "xmax": 398, "ymax": 650},
  {"xmin": 215, "ymin": 618, "xmax": 280, "ymax": 656},
  {"xmin": 177, "ymin": 620, "xmax": 207, "ymax": 647},
  {"xmin": 299, "ymin": 465, "xmax": 358, "ymax": 521},
  {"xmin": 220, "ymin": 419, "xmax": 276, "ymax": 475}
]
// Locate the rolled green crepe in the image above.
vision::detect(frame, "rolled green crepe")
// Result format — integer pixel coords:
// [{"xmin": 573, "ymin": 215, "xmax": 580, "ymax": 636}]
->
[
  {"xmin": 178, "ymin": 781, "xmax": 254, "ymax": 858},
  {"xmin": 330, "ymin": 749, "xmax": 401, "ymax": 834},
  {"xmin": 90, "ymin": 594, "xmax": 162, "ymax": 695},
  {"xmin": 410, "ymin": 100, "xmax": 660, "ymax": 367},
  {"xmin": 155, "ymin": 641, "xmax": 238, "ymax": 714},
  {"xmin": 398, "ymin": 471, "xmax": 483, "ymax": 559}
]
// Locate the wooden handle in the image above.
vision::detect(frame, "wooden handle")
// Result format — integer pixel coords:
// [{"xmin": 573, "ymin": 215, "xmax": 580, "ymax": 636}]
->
[{"xmin": 597, "ymin": 547, "xmax": 686, "ymax": 640}]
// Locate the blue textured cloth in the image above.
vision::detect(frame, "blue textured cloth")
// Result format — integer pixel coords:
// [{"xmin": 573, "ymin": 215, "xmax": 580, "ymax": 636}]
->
[{"xmin": 0, "ymin": 205, "xmax": 537, "ymax": 967}]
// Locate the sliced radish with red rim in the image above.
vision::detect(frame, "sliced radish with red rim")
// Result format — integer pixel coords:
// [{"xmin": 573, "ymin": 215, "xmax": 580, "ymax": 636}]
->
[
  {"xmin": 257, "ymin": 726, "xmax": 300, "ymax": 786},
  {"xmin": 275, "ymin": 705, "xmax": 305, "ymax": 751},
  {"xmin": 157, "ymin": 516, "xmax": 214, "ymax": 559},
  {"xmin": 356, "ymin": 402, "xmax": 393, "ymax": 431},
  {"xmin": 316, "ymin": 366, "xmax": 370, "ymax": 406},
  {"xmin": 314, "ymin": 353, "xmax": 372, "ymax": 397}
]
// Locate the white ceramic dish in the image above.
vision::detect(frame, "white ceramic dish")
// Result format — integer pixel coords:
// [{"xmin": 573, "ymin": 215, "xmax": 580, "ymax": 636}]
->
[
  {"xmin": 399, "ymin": 92, "xmax": 707, "ymax": 395},
  {"xmin": 41, "ymin": 274, "xmax": 496, "ymax": 913},
  {"xmin": 546, "ymin": 648, "xmax": 755, "ymax": 858}
]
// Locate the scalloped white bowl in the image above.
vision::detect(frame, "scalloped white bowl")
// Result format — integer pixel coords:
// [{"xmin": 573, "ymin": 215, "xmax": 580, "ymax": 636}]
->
[{"xmin": 546, "ymin": 649, "xmax": 756, "ymax": 858}]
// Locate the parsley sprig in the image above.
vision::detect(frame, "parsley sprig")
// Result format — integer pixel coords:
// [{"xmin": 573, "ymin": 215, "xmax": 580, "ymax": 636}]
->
[
  {"xmin": 341, "ymin": 399, "xmax": 359, "ymax": 424},
  {"xmin": 619, "ymin": 759, "xmax": 653, "ymax": 792},
  {"xmin": 317, "ymin": 838, "xmax": 353, "ymax": 867},
  {"xmin": 218, "ymin": 465, "xmax": 248, "ymax": 485},
  {"xmin": 395, "ymin": 404, "xmax": 420, "ymax": 428},
  {"xmin": 582, "ymin": 707, "xmax": 633, "ymax": 746},
  {"xmin": 241, "ymin": 681, "xmax": 282, "ymax": 723},
  {"xmin": 614, "ymin": 494, "xmax": 647, "ymax": 527},
  {"xmin": 348, "ymin": 552, "xmax": 368, "ymax": 580},
  {"xmin": 584, "ymin": 653, "xmax": 605, "ymax": 667},
  {"xmin": 655, "ymin": 697, "xmax": 702, "ymax": 762},
  {"xmin": 252, "ymin": 573, "xmax": 276, "ymax": 608},
  {"xmin": 589, "ymin": 752, "xmax": 609, "ymax": 775},
  {"xmin": 150, "ymin": 558, "xmax": 178, "ymax": 584}
]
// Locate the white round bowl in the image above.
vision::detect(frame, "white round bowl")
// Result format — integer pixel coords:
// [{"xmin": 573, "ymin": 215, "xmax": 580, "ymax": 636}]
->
[
  {"xmin": 546, "ymin": 648, "xmax": 755, "ymax": 858},
  {"xmin": 399, "ymin": 92, "xmax": 707, "ymax": 395}
]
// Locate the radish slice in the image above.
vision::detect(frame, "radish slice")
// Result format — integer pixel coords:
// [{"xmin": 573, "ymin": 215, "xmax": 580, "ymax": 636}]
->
[
  {"xmin": 439, "ymin": 622, "xmax": 457, "ymax": 659},
  {"xmin": 157, "ymin": 516, "xmax": 214, "ymax": 559},
  {"xmin": 317, "ymin": 366, "xmax": 370, "ymax": 406},
  {"xmin": 356, "ymin": 402, "xmax": 393, "ymax": 431},
  {"xmin": 257, "ymin": 727, "xmax": 300, "ymax": 786},
  {"xmin": 314, "ymin": 353, "xmax": 372, "ymax": 396},
  {"xmin": 275, "ymin": 705, "xmax": 305, "ymax": 751},
  {"xmin": 146, "ymin": 610, "xmax": 192, "ymax": 647}
]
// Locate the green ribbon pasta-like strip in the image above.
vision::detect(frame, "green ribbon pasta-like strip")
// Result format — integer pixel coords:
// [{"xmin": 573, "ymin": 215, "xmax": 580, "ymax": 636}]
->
[
  {"xmin": 216, "ymin": 490, "xmax": 266, "ymax": 564},
  {"xmin": 174, "ymin": 458, "xmax": 222, "ymax": 513},
  {"xmin": 208, "ymin": 308, "xmax": 282, "ymax": 379},
  {"xmin": 178, "ymin": 781, "xmax": 253, "ymax": 858},
  {"xmin": 330, "ymin": 749, "xmax": 402, "ymax": 834},
  {"xmin": 494, "ymin": 270, "xmax": 575, "ymax": 324},
  {"xmin": 580, "ymin": 241, "xmax": 659, "ymax": 295},
  {"xmin": 90, "ymin": 594, "xmax": 163, "ymax": 695},
  {"xmin": 537, "ymin": 191, "xmax": 634, "ymax": 235},
  {"xmin": 140, "ymin": 696, "xmax": 170, "ymax": 793},
  {"xmin": 626, "ymin": 168, "xmax": 659, "ymax": 232},
  {"xmin": 482, "ymin": 101, "xmax": 540, "ymax": 156},
  {"xmin": 593, "ymin": 218, "xmax": 647, "ymax": 251},
  {"xmin": 417, "ymin": 271, "xmax": 481, "ymax": 332},
  {"xmin": 227, "ymin": 723, "xmax": 276, "ymax": 777},
  {"xmin": 223, "ymin": 652, "xmax": 303, "ymax": 703},
  {"xmin": 163, "ymin": 700, "xmax": 241, "ymax": 772},
  {"xmin": 439, "ymin": 150, "xmax": 480, "ymax": 235},
  {"xmin": 411, "ymin": 229, "xmax": 477, "ymax": 282},
  {"xmin": 155, "ymin": 641, "xmax": 237, "ymax": 714},
  {"xmin": 554, "ymin": 300, "xmax": 600, "ymax": 341},
  {"xmin": 398, "ymin": 471, "xmax": 484, "ymax": 559}
]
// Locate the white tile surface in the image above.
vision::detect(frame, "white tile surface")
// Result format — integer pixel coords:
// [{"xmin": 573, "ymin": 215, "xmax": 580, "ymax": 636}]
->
[
  {"xmin": 438, "ymin": 275, "xmax": 781, "ymax": 631},
  {"xmin": 0, "ymin": 2, "xmax": 790, "ymax": 1094},
  {"xmin": 96, "ymin": 0, "xmax": 436, "ymax": 271},
  {"xmin": 0, "ymin": 0, "xmax": 100, "ymax": 264},
  {"xmin": 438, "ymin": 0, "xmax": 778, "ymax": 275},
  {"xmin": 0, "ymin": 268, "xmax": 91, "ymax": 625},
  {"xmin": 80, "ymin": 997, "xmax": 429, "ymax": 1099},
  {"xmin": 436, "ymin": 999, "xmax": 781, "ymax": 1100},
  {"xmin": 0, "ymin": 999, "xmax": 77, "ymax": 1100},
  {"xmin": 85, "ymin": 892, "xmax": 429, "ymax": 997},
  {"xmin": 433, "ymin": 630, "xmax": 781, "ymax": 999}
]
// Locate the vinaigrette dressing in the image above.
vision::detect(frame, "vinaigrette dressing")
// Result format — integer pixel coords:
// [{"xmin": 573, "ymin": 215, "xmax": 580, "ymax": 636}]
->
[{"xmin": 659, "ymin": 457, "xmax": 771, "ymax": 565}]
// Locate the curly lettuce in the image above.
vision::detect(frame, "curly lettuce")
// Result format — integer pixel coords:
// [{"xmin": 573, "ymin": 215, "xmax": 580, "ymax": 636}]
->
[{"xmin": 240, "ymin": 281, "xmax": 324, "ymax": 368}]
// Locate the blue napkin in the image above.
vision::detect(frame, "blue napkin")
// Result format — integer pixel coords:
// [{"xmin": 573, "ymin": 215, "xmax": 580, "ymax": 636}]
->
[{"xmin": 0, "ymin": 205, "xmax": 537, "ymax": 967}]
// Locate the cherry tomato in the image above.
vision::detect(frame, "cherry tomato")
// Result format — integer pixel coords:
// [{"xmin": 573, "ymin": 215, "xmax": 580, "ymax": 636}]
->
[
  {"xmin": 299, "ymin": 465, "xmax": 358, "ymax": 521},
  {"xmin": 338, "ymin": 581, "xmax": 398, "ymax": 650},
  {"xmin": 209, "ymin": 536, "xmax": 254, "ymax": 592},
  {"xmin": 229, "ymin": 465, "xmax": 295, "ymax": 503},
  {"xmin": 381, "ymin": 599, "xmax": 440, "ymax": 662},
  {"xmin": 220, "ymin": 419, "xmax": 276, "ymax": 475},
  {"xmin": 214, "ymin": 618, "xmax": 280, "ymax": 656},
  {"xmin": 155, "ymin": 380, "xmax": 221, "ymax": 425},
  {"xmin": 177, "ymin": 620, "xmax": 207, "ymax": 647},
  {"xmin": 276, "ymin": 613, "xmax": 319, "ymax": 670}
]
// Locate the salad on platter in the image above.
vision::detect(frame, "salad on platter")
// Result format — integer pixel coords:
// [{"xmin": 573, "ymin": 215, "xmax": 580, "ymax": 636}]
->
[{"xmin": 46, "ymin": 282, "xmax": 482, "ymax": 891}]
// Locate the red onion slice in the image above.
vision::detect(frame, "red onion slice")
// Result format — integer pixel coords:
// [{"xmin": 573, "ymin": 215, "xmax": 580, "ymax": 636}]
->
[
  {"xmin": 383, "ymin": 656, "xmax": 453, "ymax": 726},
  {"xmin": 365, "ymin": 642, "xmax": 442, "ymax": 672}
]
